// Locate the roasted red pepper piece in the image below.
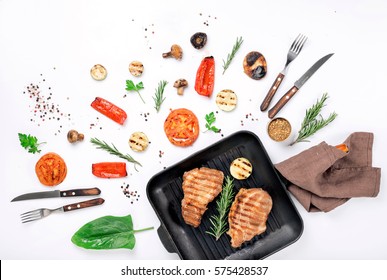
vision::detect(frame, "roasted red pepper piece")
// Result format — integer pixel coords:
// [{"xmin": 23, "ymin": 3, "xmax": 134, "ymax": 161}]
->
[
  {"xmin": 194, "ymin": 56, "xmax": 215, "ymax": 97},
  {"xmin": 92, "ymin": 162, "xmax": 127, "ymax": 178},
  {"xmin": 91, "ymin": 97, "xmax": 127, "ymax": 125}
]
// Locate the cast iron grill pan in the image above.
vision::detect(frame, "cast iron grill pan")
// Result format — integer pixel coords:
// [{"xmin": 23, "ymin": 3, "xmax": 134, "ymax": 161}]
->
[{"xmin": 147, "ymin": 131, "xmax": 303, "ymax": 260}]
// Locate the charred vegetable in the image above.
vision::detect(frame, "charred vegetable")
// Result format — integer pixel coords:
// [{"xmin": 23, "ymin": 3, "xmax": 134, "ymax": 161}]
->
[
  {"xmin": 35, "ymin": 152, "xmax": 67, "ymax": 187},
  {"xmin": 90, "ymin": 64, "xmax": 107, "ymax": 81},
  {"xmin": 173, "ymin": 79, "xmax": 188, "ymax": 95},
  {"xmin": 243, "ymin": 51, "xmax": 267, "ymax": 80},
  {"xmin": 194, "ymin": 56, "xmax": 215, "ymax": 97},
  {"xmin": 92, "ymin": 162, "xmax": 127, "ymax": 178},
  {"xmin": 67, "ymin": 130, "xmax": 84, "ymax": 143},
  {"xmin": 128, "ymin": 61, "xmax": 144, "ymax": 77},
  {"xmin": 90, "ymin": 97, "xmax": 127, "ymax": 125},
  {"xmin": 162, "ymin": 44, "xmax": 183, "ymax": 60},
  {"xmin": 190, "ymin": 32, "xmax": 207, "ymax": 49}
]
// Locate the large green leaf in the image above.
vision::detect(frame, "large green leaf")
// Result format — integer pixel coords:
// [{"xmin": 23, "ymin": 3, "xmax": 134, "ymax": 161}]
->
[{"xmin": 71, "ymin": 214, "xmax": 152, "ymax": 250}]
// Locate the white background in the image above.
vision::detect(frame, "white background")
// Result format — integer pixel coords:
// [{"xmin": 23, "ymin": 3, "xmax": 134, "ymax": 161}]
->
[{"xmin": 0, "ymin": 0, "xmax": 386, "ymax": 261}]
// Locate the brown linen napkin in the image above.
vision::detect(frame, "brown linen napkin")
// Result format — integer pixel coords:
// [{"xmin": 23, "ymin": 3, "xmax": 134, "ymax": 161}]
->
[{"xmin": 275, "ymin": 132, "xmax": 381, "ymax": 212}]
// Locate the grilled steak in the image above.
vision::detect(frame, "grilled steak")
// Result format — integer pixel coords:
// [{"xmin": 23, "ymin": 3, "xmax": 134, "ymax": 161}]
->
[
  {"xmin": 227, "ymin": 188, "xmax": 272, "ymax": 248},
  {"xmin": 181, "ymin": 167, "xmax": 224, "ymax": 227}
]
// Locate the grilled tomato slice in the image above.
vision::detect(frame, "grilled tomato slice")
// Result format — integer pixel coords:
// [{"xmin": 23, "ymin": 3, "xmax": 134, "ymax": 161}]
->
[
  {"xmin": 35, "ymin": 152, "xmax": 67, "ymax": 186},
  {"xmin": 164, "ymin": 108, "xmax": 199, "ymax": 147}
]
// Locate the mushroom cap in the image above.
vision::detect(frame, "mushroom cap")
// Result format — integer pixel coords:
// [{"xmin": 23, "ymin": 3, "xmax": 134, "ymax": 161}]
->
[
  {"xmin": 170, "ymin": 44, "xmax": 183, "ymax": 59},
  {"xmin": 173, "ymin": 79, "xmax": 188, "ymax": 88}
]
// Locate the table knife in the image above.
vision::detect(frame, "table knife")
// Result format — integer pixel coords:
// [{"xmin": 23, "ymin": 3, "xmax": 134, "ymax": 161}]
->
[
  {"xmin": 11, "ymin": 187, "xmax": 101, "ymax": 202},
  {"xmin": 268, "ymin": 53, "xmax": 334, "ymax": 119}
]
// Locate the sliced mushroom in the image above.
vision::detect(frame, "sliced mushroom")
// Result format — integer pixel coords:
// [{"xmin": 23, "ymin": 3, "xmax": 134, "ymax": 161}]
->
[
  {"xmin": 162, "ymin": 44, "xmax": 183, "ymax": 60},
  {"xmin": 173, "ymin": 79, "xmax": 188, "ymax": 95},
  {"xmin": 190, "ymin": 32, "xmax": 207, "ymax": 49},
  {"xmin": 90, "ymin": 64, "xmax": 107, "ymax": 81}
]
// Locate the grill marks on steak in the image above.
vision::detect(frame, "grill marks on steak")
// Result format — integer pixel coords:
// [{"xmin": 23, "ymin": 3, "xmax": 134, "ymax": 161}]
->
[
  {"xmin": 181, "ymin": 167, "xmax": 224, "ymax": 227},
  {"xmin": 227, "ymin": 188, "xmax": 272, "ymax": 248}
]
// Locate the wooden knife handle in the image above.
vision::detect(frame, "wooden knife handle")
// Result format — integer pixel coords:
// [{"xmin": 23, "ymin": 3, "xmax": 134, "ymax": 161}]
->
[
  {"xmin": 260, "ymin": 72, "xmax": 285, "ymax": 111},
  {"xmin": 63, "ymin": 198, "xmax": 105, "ymax": 212},
  {"xmin": 268, "ymin": 85, "xmax": 299, "ymax": 119},
  {"xmin": 60, "ymin": 188, "xmax": 101, "ymax": 197}
]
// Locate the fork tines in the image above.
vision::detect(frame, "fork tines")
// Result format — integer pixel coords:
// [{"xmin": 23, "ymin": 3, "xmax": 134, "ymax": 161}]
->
[
  {"xmin": 20, "ymin": 209, "xmax": 42, "ymax": 223},
  {"xmin": 291, "ymin": 34, "xmax": 308, "ymax": 54}
]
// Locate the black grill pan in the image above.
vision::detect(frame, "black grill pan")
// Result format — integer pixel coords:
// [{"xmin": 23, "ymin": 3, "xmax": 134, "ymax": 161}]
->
[{"xmin": 146, "ymin": 130, "xmax": 303, "ymax": 260}]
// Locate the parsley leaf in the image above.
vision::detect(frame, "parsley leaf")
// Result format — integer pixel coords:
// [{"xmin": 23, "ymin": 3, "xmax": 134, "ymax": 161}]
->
[
  {"xmin": 125, "ymin": 80, "xmax": 145, "ymax": 103},
  {"xmin": 204, "ymin": 112, "xmax": 221, "ymax": 133},
  {"xmin": 18, "ymin": 133, "xmax": 45, "ymax": 154}
]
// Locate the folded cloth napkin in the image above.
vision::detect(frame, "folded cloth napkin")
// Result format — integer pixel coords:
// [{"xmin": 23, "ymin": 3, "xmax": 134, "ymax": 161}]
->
[{"xmin": 275, "ymin": 132, "xmax": 381, "ymax": 212}]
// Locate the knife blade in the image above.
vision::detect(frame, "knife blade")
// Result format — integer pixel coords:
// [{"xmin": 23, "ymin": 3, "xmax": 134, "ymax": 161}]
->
[
  {"xmin": 268, "ymin": 53, "xmax": 334, "ymax": 119},
  {"xmin": 11, "ymin": 187, "xmax": 101, "ymax": 202}
]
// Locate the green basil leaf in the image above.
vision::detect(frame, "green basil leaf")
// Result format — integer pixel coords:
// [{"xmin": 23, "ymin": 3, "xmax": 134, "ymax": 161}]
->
[
  {"xmin": 71, "ymin": 214, "xmax": 154, "ymax": 250},
  {"xmin": 71, "ymin": 214, "xmax": 136, "ymax": 250}
]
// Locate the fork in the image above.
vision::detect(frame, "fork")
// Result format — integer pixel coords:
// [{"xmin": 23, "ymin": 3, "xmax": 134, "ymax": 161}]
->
[
  {"xmin": 260, "ymin": 34, "xmax": 307, "ymax": 111},
  {"xmin": 20, "ymin": 198, "xmax": 105, "ymax": 223}
]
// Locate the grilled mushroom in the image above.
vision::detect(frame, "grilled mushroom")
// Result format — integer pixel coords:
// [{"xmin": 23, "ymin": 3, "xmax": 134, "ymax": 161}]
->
[
  {"xmin": 190, "ymin": 32, "xmax": 207, "ymax": 49},
  {"xmin": 67, "ymin": 130, "xmax": 84, "ymax": 143},
  {"xmin": 173, "ymin": 79, "xmax": 188, "ymax": 95},
  {"xmin": 162, "ymin": 44, "xmax": 183, "ymax": 60}
]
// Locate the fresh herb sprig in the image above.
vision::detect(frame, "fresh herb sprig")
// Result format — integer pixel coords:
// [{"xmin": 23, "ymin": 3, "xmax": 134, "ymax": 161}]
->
[
  {"xmin": 290, "ymin": 93, "xmax": 337, "ymax": 146},
  {"xmin": 90, "ymin": 137, "xmax": 142, "ymax": 171},
  {"xmin": 153, "ymin": 80, "xmax": 168, "ymax": 112},
  {"xmin": 204, "ymin": 112, "xmax": 221, "ymax": 133},
  {"xmin": 18, "ymin": 133, "xmax": 45, "ymax": 154},
  {"xmin": 125, "ymin": 80, "xmax": 145, "ymax": 103},
  {"xmin": 206, "ymin": 176, "xmax": 235, "ymax": 240},
  {"xmin": 222, "ymin": 36, "xmax": 244, "ymax": 74}
]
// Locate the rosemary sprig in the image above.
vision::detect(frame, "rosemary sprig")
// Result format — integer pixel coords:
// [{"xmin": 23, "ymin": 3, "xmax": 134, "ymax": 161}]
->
[
  {"xmin": 206, "ymin": 176, "xmax": 235, "ymax": 240},
  {"xmin": 222, "ymin": 36, "xmax": 243, "ymax": 74},
  {"xmin": 290, "ymin": 93, "xmax": 338, "ymax": 146},
  {"xmin": 153, "ymin": 80, "xmax": 168, "ymax": 112},
  {"xmin": 90, "ymin": 137, "xmax": 142, "ymax": 171}
]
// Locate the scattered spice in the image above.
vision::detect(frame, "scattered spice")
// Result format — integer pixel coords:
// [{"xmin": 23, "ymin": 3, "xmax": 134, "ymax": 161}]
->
[
  {"xmin": 89, "ymin": 117, "xmax": 102, "ymax": 130},
  {"xmin": 199, "ymin": 12, "xmax": 217, "ymax": 26},
  {"xmin": 240, "ymin": 113, "xmax": 259, "ymax": 126},
  {"xmin": 143, "ymin": 23, "xmax": 156, "ymax": 49},
  {"xmin": 139, "ymin": 112, "xmax": 150, "ymax": 122},
  {"xmin": 121, "ymin": 183, "xmax": 140, "ymax": 204},
  {"xmin": 268, "ymin": 117, "xmax": 292, "ymax": 142},
  {"xmin": 22, "ymin": 75, "xmax": 70, "ymax": 135}
]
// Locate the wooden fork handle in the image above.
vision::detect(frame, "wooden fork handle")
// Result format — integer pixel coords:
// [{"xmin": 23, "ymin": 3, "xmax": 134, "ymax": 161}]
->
[
  {"xmin": 260, "ymin": 73, "xmax": 285, "ymax": 111},
  {"xmin": 60, "ymin": 187, "xmax": 101, "ymax": 197},
  {"xmin": 268, "ymin": 85, "xmax": 299, "ymax": 119},
  {"xmin": 63, "ymin": 198, "xmax": 105, "ymax": 212}
]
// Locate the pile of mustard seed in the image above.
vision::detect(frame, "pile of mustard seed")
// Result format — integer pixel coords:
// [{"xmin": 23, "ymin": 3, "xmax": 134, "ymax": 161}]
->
[{"xmin": 268, "ymin": 118, "xmax": 292, "ymax": 141}]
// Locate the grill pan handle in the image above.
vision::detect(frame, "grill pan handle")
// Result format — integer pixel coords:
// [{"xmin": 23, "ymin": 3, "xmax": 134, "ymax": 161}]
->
[{"xmin": 157, "ymin": 226, "xmax": 177, "ymax": 254}]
